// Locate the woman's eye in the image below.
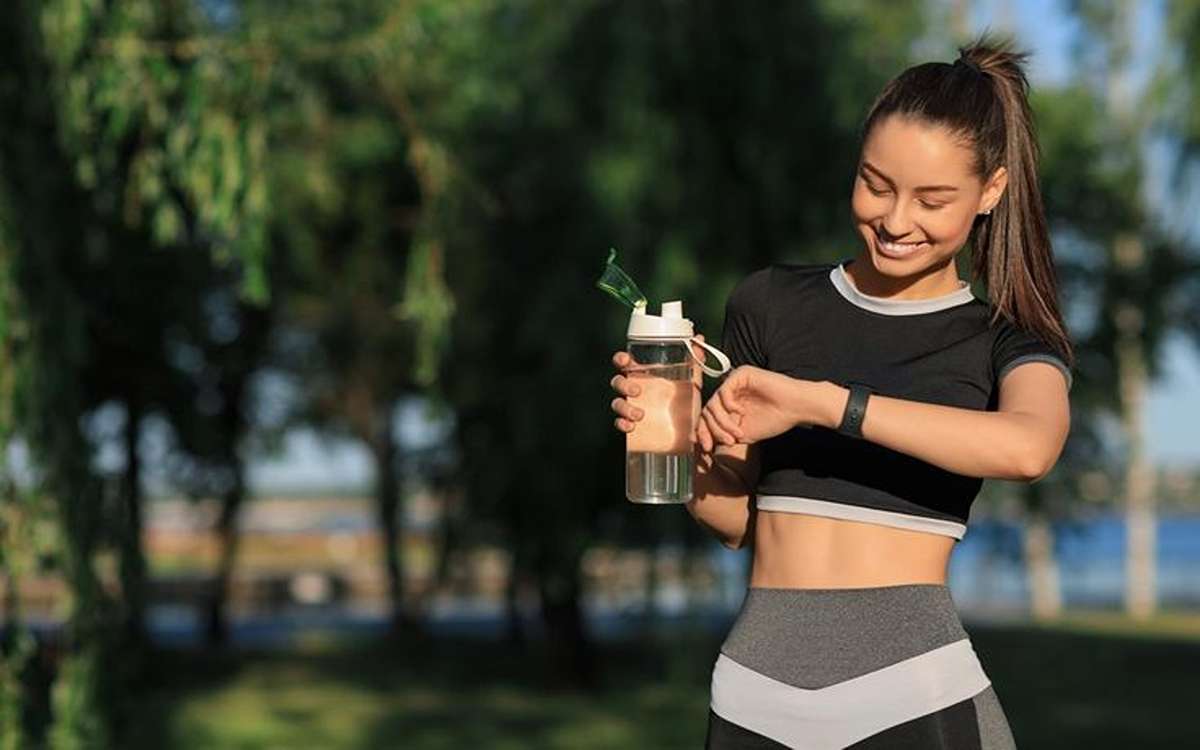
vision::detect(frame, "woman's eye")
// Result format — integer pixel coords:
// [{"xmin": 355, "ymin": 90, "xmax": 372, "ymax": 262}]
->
[
  {"xmin": 862, "ymin": 179, "xmax": 889, "ymax": 196},
  {"xmin": 919, "ymin": 200, "xmax": 948, "ymax": 210}
]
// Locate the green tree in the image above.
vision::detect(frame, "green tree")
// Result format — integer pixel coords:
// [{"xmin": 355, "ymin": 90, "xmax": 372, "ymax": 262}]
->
[
  {"xmin": 943, "ymin": 1, "xmax": 1199, "ymax": 621},
  {"xmin": 1164, "ymin": 0, "xmax": 1200, "ymax": 346},
  {"xmin": 0, "ymin": 0, "xmax": 273, "ymax": 742},
  {"xmin": 1063, "ymin": 0, "xmax": 1200, "ymax": 619},
  {"xmin": 233, "ymin": 0, "xmax": 456, "ymax": 635},
  {"xmin": 434, "ymin": 0, "xmax": 924, "ymax": 684},
  {"xmin": 155, "ymin": 275, "xmax": 277, "ymax": 646}
]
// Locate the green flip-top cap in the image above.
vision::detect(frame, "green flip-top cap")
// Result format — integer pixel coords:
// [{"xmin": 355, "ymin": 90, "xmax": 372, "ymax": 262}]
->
[{"xmin": 596, "ymin": 248, "xmax": 647, "ymax": 310}]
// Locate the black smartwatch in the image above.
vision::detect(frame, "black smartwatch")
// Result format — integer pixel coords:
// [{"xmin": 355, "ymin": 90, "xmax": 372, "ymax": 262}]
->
[{"xmin": 837, "ymin": 382, "xmax": 873, "ymax": 438}]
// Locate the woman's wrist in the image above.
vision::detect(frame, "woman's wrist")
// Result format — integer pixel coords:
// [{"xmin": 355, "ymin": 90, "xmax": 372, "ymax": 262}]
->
[
  {"xmin": 693, "ymin": 447, "xmax": 752, "ymax": 494},
  {"xmin": 798, "ymin": 380, "xmax": 849, "ymax": 430}
]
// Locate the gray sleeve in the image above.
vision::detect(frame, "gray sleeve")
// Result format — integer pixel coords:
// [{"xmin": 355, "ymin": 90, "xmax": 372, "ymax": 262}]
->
[{"xmin": 996, "ymin": 353, "xmax": 1073, "ymax": 391}]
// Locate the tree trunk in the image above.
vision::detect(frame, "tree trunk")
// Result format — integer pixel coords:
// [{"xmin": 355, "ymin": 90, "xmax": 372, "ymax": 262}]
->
[
  {"xmin": 206, "ymin": 461, "xmax": 245, "ymax": 647},
  {"xmin": 1116, "ymin": 285, "xmax": 1157, "ymax": 619},
  {"xmin": 1096, "ymin": 1, "xmax": 1158, "ymax": 621},
  {"xmin": 503, "ymin": 542, "xmax": 528, "ymax": 647},
  {"xmin": 643, "ymin": 543, "xmax": 660, "ymax": 635},
  {"xmin": 500, "ymin": 497, "xmax": 536, "ymax": 647},
  {"xmin": 1022, "ymin": 486, "xmax": 1062, "ymax": 620},
  {"xmin": 680, "ymin": 526, "xmax": 700, "ymax": 619},
  {"xmin": 51, "ymin": 472, "xmax": 113, "ymax": 748},
  {"xmin": 421, "ymin": 481, "xmax": 460, "ymax": 619},
  {"xmin": 950, "ymin": 0, "xmax": 973, "ymax": 39},
  {"xmin": 119, "ymin": 396, "xmax": 148, "ymax": 645},
  {"xmin": 372, "ymin": 405, "xmax": 413, "ymax": 637},
  {"xmin": 537, "ymin": 561, "xmax": 597, "ymax": 690}
]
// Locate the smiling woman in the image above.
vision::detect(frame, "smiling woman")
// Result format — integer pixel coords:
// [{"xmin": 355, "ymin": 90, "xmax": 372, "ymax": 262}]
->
[
  {"xmin": 851, "ymin": 118, "xmax": 1006, "ymax": 294},
  {"xmin": 610, "ymin": 34, "xmax": 1074, "ymax": 749}
]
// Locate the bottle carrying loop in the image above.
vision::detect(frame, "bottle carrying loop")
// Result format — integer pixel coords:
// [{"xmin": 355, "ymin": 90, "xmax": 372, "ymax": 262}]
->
[{"xmin": 688, "ymin": 336, "xmax": 732, "ymax": 378}]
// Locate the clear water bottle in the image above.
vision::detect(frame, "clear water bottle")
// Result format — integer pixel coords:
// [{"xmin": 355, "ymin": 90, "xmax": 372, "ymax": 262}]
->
[
  {"xmin": 625, "ymin": 301, "xmax": 727, "ymax": 504},
  {"xmin": 596, "ymin": 249, "xmax": 729, "ymax": 505}
]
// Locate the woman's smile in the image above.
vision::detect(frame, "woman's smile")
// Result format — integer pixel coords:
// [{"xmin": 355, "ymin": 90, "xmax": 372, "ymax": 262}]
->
[{"xmin": 872, "ymin": 229, "xmax": 932, "ymax": 259}]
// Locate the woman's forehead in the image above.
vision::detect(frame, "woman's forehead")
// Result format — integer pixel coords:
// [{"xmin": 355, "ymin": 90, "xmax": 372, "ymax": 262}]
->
[{"xmin": 862, "ymin": 116, "xmax": 978, "ymax": 184}]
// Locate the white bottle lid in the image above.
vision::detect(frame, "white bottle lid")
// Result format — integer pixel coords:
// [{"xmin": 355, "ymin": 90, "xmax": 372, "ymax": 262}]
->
[{"xmin": 627, "ymin": 300, "xmax": 694, "ymax": 340}]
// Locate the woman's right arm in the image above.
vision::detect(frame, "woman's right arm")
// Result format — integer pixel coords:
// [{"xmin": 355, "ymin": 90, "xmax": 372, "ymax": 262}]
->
[
  {"xmin": 688, "ymin": 441, "xmax": 760, "ymax": 550},
  {"xmin": 610, "ymin": 344, "xmax": 760, "ymax": 550}
]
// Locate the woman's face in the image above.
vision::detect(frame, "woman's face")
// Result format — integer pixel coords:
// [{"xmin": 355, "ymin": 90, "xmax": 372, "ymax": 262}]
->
[{"xmin": 851, "ymin": 115, "xmax": 1006, "ymax": 281}]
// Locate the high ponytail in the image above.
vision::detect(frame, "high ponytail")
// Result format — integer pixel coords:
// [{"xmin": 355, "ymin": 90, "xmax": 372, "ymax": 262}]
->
[{"xmin": 861, "ymin": 35, "xmax": 1074, "ymax": 367}]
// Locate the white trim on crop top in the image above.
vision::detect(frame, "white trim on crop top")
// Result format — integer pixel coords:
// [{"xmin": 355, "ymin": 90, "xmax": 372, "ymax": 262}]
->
[
  {"xmin": 829, "ymin": 258, "xmax": 976, "ymax": 316},
  {"xmin": 756, "ymin": 495, "xmax": 967, "ymax": 540}
]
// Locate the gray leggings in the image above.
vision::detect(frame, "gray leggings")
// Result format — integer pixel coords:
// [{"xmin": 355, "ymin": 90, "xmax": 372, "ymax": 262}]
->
[{"xmin": 706, "ymin": 584, "xmax": 1016, "ymax": 749}]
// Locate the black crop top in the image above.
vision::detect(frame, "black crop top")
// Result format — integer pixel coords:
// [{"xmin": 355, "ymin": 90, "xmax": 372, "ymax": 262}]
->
[{"xmin": 720, "ymin": 258, "xmax": 1072, "ymax": 540}]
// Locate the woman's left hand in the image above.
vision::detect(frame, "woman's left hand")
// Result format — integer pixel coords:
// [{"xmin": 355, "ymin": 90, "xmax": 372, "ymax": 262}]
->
[{"xmin": 698, "ymin": 366, "xmax": 821, "ymax": 451}]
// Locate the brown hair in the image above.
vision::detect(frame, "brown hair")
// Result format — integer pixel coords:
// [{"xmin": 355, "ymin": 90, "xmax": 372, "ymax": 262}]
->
[{"xmin": 861, "ymin": 35, "xmax": 1074, "ymax": 367}]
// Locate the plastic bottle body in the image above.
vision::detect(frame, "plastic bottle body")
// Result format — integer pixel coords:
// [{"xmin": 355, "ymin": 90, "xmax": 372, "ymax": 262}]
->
[{"xmin": 625, "ymin": 339, "xmax": 695, "ymax": 504}]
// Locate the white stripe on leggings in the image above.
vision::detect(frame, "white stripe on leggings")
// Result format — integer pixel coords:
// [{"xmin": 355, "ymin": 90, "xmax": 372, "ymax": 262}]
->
[{"xmin": 710, "ymin": 638, "xmax": 991, "ymax": 749}]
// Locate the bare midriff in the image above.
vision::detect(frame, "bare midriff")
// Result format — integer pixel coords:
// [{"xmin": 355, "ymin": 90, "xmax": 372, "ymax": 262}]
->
[{"xmin": 749, "ymin": 509, "xmax": 956, "ymax": 589}]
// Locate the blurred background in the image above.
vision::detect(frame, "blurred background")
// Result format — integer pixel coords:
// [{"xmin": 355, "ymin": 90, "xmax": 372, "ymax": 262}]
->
[{"xmin": 1, "ymin": 0, "xmax": 1198, "ymax": 748}]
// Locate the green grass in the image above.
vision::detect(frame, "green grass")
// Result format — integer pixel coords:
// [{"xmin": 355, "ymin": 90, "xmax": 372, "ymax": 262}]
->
[
  {"xmin": 124, "ymin": 632, "xmax": 716, "ymax": 750},
  {"xmin": 975, "ymin": 612, "xmax": 1200, "ymax": 749},
  {"xmin": 121, "ymin": 614, "xmax": 1200, "ymax": 750},
  {"xmin": 1032, "ymin": 609, "xmax": 1200, "ymax": 641}
]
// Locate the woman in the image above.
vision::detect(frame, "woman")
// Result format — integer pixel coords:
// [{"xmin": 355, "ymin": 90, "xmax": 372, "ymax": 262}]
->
[{"xmin": 609, "ymin": 39, "xmax": 1072, "ymax": 749}]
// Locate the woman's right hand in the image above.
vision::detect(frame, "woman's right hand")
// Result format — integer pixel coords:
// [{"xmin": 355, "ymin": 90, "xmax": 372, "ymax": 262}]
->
[
  {"xmin": 609, "ymin": 350, "xmax": 644, "ymax": 433},
  {"xmin": 609, "ymin": 335, "xmax": 708, "ymax": 440}
]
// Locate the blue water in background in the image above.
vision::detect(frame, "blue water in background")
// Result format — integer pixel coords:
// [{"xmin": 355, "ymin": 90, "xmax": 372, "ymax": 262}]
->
[
  {"xmin": 129, "ymin": 513, "xmax": 1199, "ymax": 648},
  {"xmin": 947, "ymin": 513, "xmax": 1200, "ymax": 611}
]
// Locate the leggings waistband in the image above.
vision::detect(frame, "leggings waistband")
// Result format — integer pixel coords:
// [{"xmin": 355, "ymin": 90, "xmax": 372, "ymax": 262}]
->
[{"xmin": 720, "ymin": 583, "xmax": 968, "ymax": 690}]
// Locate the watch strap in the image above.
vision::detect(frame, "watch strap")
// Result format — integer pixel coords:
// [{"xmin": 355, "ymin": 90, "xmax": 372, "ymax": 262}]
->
[{"xmin": 837, "ymin": 382, "xmax": 872, "ymax": 438}]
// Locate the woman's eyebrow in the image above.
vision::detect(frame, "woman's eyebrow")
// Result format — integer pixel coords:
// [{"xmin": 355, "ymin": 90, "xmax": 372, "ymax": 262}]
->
[{"xmin": 860, "ymin": 161, "xmax": 960, "ymax": 193}]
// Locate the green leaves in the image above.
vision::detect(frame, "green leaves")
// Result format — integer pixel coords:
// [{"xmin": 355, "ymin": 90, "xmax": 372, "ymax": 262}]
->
[
  {"xmin": 396, "ymin": 238, "xmax": 455, "ymax": 388},
  {"xmin": 40, "ymin": 0, "xmax": 272, "ymax": 303}
]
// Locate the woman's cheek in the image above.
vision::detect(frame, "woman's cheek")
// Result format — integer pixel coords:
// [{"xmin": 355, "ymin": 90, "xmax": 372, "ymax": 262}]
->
[
  {"xmin": 850, "ymin": 186, "xmax": 884, "ymax": 223},
  {"xmin": 924, "ymin": 208, "xmax": 975, "ymax": 248}
]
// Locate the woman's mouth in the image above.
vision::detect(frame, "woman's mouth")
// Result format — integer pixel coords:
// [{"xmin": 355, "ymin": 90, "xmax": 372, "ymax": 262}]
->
[{"xmin": 874, "ymin": 234, "xmax": 931, "ymax": 258}]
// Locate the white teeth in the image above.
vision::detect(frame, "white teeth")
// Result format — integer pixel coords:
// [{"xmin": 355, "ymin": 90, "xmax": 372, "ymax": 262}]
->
[{"xmin": 879, "ymin": 239, "xmax": 927, "ymax": 255}]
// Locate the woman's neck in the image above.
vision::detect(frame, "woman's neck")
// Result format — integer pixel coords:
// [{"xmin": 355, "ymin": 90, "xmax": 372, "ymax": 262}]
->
[{"xmin": 843, "ymin": 253, "xmax": 965, "ymax": 300}]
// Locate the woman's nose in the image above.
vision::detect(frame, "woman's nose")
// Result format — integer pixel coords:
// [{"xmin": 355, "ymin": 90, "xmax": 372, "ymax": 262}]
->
[{"xmin": 881, "ymin": 199, "xmax": 915, "ymax": 239}]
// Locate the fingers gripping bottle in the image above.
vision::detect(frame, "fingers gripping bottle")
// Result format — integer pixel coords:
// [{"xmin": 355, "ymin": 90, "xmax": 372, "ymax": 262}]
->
[{"xmin": 598, "ymin": 249, "xmax": 730, "ymax": 504}]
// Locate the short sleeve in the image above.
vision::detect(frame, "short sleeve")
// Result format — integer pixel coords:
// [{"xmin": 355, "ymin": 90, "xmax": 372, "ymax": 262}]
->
[
  {"xmin": 721, "ymin": 267, "xmax": 772, "ymax": 369},
  {"xmin": 992, "ymin": 318, "xmax": 1073, "ymax": 391}
]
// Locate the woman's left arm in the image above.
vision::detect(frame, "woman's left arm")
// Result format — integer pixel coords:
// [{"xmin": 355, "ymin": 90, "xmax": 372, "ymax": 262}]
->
[{"xmin": 699, "ymin": 362, "xmax": 1070, "ymax": 482}]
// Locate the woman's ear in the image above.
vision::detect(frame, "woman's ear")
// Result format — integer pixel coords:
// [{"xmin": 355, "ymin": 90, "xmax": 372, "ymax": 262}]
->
[{"xmin": 979, "ymin": 166, "xmax": 1008, "ymax": 214}]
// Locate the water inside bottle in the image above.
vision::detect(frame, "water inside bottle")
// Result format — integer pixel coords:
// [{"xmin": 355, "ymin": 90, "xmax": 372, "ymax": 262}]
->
[
  {"xmin": 626, "ymin": 448, "xmax": 694, "ymax": 504},
  {"xmin": 625, "ymin": 361, "xmax": 695, "ymax": 503}
]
